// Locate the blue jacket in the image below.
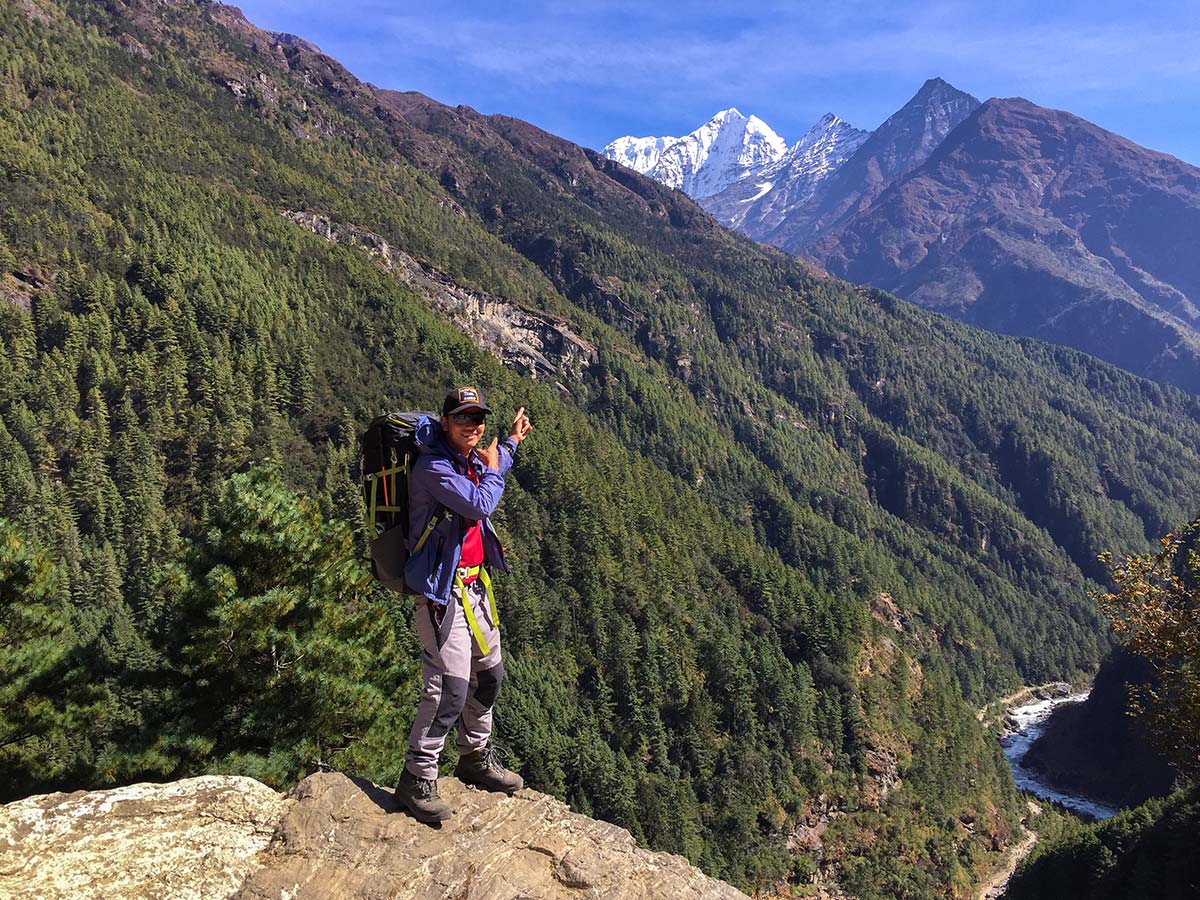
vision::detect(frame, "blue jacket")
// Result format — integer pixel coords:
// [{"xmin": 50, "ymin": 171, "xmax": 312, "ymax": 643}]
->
[{"xmin": 403, "ymin": 416, "xmax": 516, "ymax": 604}]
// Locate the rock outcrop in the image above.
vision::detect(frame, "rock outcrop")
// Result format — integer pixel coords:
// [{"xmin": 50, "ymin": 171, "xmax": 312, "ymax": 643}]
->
[
  {"xmin": 284, "ymin": 210, "xmax": 596, "ymax": 384},
  {"xmin": 0, "ymin": 776, "xmax": 284, "ymax": 900},
  {"xmin": 0, "ymin": 772, "xmax": 749, "ymax": 900}
]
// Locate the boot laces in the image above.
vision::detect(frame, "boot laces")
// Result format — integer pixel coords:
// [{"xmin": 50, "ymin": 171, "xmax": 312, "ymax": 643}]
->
[
  {"xmin": 480, "ymin": 744, "xmax": 516, "ymax": 775},
  {"xmin": 482, "ymin": 746, "xmax": 503, "ymax": 772},
  {"xmin": 414, "ymin": 775, "xmax": 438, "ymax": 799}
]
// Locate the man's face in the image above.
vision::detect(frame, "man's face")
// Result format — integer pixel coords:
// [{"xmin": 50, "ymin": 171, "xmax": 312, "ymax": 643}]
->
[{"xmin": 441, "ymin": 409, "xmax": 487, "ymax": 456}]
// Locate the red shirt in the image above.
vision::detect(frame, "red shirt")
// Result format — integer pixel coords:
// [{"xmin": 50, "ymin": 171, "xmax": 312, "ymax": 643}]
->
[
  {"xmin": 459, "ymin": 459, "xmax": 484, "ymax": 572},
  {"xmin": 460, "ymin": 520, "xmax": 484, "ymax": 568}
]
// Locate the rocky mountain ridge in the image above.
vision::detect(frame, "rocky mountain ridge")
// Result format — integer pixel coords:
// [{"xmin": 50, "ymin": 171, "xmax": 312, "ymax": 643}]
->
[
  {"xmin": 765, "ymin": 77, "xmax": 981, "ymax": 252},
  {"xmin": 602, "ymin": 79, "xmax": 979, "ymax": 250},
  {"xmin": 808, "ymin": 97, "xmax": 1200, "ymax": 392},
  {"xmin": 703, "ymin": 112, "xmax": 870, "ymax": 232}
]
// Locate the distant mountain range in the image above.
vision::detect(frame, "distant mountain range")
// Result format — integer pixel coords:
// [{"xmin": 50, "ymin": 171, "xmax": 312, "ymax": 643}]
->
[
  {"xmin": 604, "ymin": 79, "xmax": 977, "ymax": 246},
  {"xmin": 606, "ymin": 80, "xmax": 1200, "ymax": 393}
]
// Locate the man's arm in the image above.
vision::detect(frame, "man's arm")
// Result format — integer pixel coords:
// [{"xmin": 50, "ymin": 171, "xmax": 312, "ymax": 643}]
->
[
  {"xmin": 414, "ymin": 455, "xmax": 506, "ymax": 520},
  {"xmin": 493, "ymin": 406, "xmax": 530, "ymax": 476},
  {"xmin": 495, "ymin": 437, "xmax": 517, "ymax": 476}
]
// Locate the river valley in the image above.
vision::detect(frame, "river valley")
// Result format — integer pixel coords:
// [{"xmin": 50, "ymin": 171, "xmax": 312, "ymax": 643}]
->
[{"xmin": 1000, "ymin": 691, "xmax": 1117, "ymax": 821}]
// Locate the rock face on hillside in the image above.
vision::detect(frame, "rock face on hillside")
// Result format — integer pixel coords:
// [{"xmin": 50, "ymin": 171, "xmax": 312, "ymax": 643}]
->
[
  {"xmin": 0, "ymin": 772, "xmax": 749, "ymax": 900},
  {"xmin": 283, "ymin": 210, "xmax": 597, "ymax": 383}
]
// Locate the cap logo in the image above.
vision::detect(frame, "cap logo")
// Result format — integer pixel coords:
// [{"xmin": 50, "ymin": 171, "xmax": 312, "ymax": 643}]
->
[{"xmin": 458, "ymin": 387, "xmax": 479, "ymax": 403}]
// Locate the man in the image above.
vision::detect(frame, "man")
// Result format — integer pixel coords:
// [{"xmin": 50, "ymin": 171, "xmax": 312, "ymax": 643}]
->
[{"xmin": 395, "ymin": 386, "xmax": 533, "ymax": 824}]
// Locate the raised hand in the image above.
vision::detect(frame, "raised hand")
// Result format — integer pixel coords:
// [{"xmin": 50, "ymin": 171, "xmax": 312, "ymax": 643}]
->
[
  {"xmin": 477, "ymin": 436, "xmax": 500, "ymax": 470},
  {"xmin": 509, "ymin": 406, "xmax": 533, "ymax": 444}
]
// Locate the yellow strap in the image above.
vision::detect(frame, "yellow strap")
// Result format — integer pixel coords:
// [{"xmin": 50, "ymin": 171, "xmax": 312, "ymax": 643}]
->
[
  {"xmin": 455, "ymin": 572, "xmax": 490, "ymax": 656},
  {"xmin": 412, "ymin": 507, "xmax": 447, "ymax": 556},
  {"xmin": 478, "ymin": 566, "xmax": 499, "ymax": 627},
  {"xmin": 366, "ymin": 465, "xmax": 406, "ymax": 478}
]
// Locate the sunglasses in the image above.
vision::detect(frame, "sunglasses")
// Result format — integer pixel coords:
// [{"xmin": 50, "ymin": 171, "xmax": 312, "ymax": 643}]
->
[{"xmin": 449, "ymin": 412, "xmax": 487, "ymax": 426}]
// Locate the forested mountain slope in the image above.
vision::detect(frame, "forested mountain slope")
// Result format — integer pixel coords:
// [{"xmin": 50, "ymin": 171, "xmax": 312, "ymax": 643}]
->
[
  {"xmin": 3, "ymin": 1, "xmax": 1200, "ymax": 896},
  {"xmin": 1003, "ymin": 783, "xmax": 1200, "ymax": 900}
]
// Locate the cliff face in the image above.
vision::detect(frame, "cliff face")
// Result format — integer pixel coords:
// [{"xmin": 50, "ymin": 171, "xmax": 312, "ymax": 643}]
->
[
  {"xmin": 282, "ymin": 210, "xmax": 597, "ymax": 384},
  {"xmin": 0, "ymin": 772, "xmax": 749, "ymax": 900}
]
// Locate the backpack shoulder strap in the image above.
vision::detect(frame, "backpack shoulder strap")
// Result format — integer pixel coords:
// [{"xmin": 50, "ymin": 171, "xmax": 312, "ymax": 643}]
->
[{"xmin": 412, "ymin": 504, "xmax": 449, "ymax": 554}]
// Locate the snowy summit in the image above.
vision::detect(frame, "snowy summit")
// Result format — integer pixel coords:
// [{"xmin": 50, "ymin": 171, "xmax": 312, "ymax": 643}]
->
[
  {"xmin": 604, "ymin": 108, "xmax": 787, "ymax": 200},
  {"xmin": 605, "ymin": 108, "xmax": 869, "ymax": 234}
]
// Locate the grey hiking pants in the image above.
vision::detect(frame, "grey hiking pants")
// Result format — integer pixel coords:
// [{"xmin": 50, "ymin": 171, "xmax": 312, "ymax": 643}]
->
[{"xmin": 405, "ymin": 575, "xmax": 504, "ymax": 780}]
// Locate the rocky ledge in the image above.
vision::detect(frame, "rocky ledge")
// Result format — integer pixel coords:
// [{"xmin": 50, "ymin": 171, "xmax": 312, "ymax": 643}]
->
[{"xmin": 0, "ymin": 771, "xmax": 748, "ymax": 900}]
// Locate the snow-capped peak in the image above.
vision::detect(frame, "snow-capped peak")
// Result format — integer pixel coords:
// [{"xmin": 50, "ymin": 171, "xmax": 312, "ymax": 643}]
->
[
  {"xmin": 603, "ymin": 108, "xmax": 788, "ymax": 200},
  {"xmin": 603, "ymin": 134, "xmax": 678, "ymax": 175},
  {"xmin": 700, "ymin": 111, "xmax": 869, "ymax": 232},
  {"xmin": 775, "ymin": 113, "xmax": 869, "ymax": 181}
]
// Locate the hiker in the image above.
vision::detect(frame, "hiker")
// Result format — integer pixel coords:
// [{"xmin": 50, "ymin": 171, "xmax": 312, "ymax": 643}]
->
[{"xmin": 394, "ymin": 386, "xmax": 533, "ymax": 823}]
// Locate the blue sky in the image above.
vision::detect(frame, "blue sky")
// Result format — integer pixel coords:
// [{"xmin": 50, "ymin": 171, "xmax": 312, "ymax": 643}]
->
[{"xmin": 231, "ymin": 0, "xmax": 1200, "ymax": 164}]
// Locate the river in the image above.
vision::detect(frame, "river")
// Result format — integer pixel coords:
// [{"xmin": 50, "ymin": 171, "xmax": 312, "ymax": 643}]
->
[{"xmin": 999, "ymin": 691, "xmax": 1118, "ymax": 821}]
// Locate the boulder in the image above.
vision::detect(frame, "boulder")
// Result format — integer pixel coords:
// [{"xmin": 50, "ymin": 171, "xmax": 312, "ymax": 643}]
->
[{"xmin": 0, "ymin": 775, "xmax": 284, "ymax": 900}]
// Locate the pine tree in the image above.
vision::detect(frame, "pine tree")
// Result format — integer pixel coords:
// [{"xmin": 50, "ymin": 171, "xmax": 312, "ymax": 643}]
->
[
  {"xmin": 165, "ymin": 467, "xmax": 406, "ymax": 786},
  {"xmin": 0, "ymin": 520, "xmax": 93, "ymax": 797}
]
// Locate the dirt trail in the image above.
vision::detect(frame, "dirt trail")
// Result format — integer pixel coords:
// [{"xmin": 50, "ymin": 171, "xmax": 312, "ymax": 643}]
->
[{"xmin": 978, "ymin": 801, "xmax": 1041, "ymax": 900}]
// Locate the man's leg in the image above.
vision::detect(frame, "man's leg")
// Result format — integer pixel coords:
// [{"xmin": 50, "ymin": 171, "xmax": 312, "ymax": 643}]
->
[
  {"xmin": 456, "ymin": 579, "xmax": 503, "ymax": 754},
  {"xmin": 398, "ymin": 596, "xmax": 472, "ymax": 822},
  {"xmin": 454, "ymin": 579, "xmax": 522, "ymax": 793}
]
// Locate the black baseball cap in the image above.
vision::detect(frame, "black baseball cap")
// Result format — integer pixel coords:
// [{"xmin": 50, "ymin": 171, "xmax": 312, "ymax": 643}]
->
[{"xmin": 442, "ymin": 386, "xmax": 492, "ymax": 417}]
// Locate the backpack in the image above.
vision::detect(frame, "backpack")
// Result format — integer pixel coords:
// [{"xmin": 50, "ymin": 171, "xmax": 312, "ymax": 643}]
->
[{"xmin": 360, "ymin": 411, "xmax": 447, "ymax": 593}]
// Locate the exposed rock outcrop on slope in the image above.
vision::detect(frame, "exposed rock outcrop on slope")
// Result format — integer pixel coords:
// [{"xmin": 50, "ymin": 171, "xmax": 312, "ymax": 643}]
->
[
  {"xmin": 0, "ymin": 772, "xmax": 749, "ymax": 900},
  {"xmin": 283, "ymin": 210, "xmax": 596, "ymax": 383},
  {"xmin": 0, "ymin": 776, "xmax": 283, "ymax": 900}
]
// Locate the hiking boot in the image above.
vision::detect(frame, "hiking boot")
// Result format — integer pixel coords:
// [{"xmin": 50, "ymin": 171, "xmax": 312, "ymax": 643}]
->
[
  {"xmin": 455, "ymin": 745, "xmax": 524, "ymax": 794},
  {"xmin": 394, "ymin": 768, "xmax": 451, "ymax": 823}
]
